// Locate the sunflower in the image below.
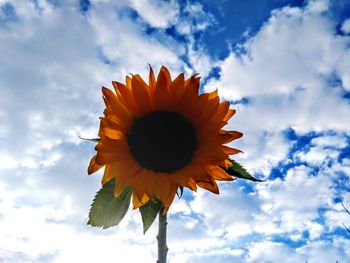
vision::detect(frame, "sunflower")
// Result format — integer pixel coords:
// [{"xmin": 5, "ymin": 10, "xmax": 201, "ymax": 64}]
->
[{"xmin": 88, "ymin": 66, "xmax": 243, "ymax": 213}]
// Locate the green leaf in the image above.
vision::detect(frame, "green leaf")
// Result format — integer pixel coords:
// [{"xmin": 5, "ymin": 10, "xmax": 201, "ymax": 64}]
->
[
  {"xmin": 79, "ymin": 136, "xmax": 100, "ymax": 143},
  {"xmin": 226, "ymin": 159, "xmax": 263, "ymax": 182},
  {"xmin": 139, "ymin": 197, "xmax": 163, "ymax": 234},
  {"xmin": 88, "ymin": 180, "xmax": 132, "ymax": 229},
  {"xmin": 176, "ymin": 186, "xmax": 184, "ymax": 199}
]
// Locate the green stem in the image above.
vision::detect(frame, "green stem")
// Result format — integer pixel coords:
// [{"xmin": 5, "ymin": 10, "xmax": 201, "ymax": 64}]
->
[{"xmin": 156, "ymin": 207, "xmax": 168, "ymax": 263}]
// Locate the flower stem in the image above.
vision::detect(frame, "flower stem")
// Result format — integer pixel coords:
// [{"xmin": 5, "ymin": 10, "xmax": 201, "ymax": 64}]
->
[{"xmin": 156, "ymin": 207, "xmax": 168, "ymax": 263}]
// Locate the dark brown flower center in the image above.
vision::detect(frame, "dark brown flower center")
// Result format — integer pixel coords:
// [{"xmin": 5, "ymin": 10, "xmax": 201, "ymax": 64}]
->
[{"xmin": 127, "ymin": 111, "xmax": 197, "ymax": 173}]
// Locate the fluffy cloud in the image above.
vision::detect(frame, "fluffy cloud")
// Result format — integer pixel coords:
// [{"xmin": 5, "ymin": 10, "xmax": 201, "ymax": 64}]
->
[
  {"xmin": 190, "ymin": 184, "xmax": 260, "ymax": 238},
  {"xmin": 246, "ymin": 238, "xmax": 350, "ymax": 262},
  {"xmin": 127, "ymin": 0, "xmax": 179, "ymax": 29},
  {"xmin": 207, "ymin": 2, "xmax": 349, "ymax": 97},
  {"xmin": 257, "ymin": 165, "xmax": 333, "ymax": 234},
  {"xmin": 206, "ymin": 1, "xmax": 350, "ymax": 134},
  {"xmin": 341, "ymin": 18, "xmax": 350, "ymax": 34},
  {"xmin": 296, "ymin": 146, "xmax": 339, "ymax": 166},
  {"xmin": 311, "ymin": 134, "xmax": 348, "ymax": 148},
  {"xmin": 175, "ymin": 2, "xmax": 216, "ymax": 35},
  {"xmin": 89, "ymin": 1, "xmax": 183, "ymax": 75}
]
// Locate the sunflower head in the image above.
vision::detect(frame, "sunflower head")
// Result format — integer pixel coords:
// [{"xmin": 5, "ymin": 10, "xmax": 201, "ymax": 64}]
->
[{"xmin": 88, "ymin": 66, "xmax": 243, "ymax": 213}]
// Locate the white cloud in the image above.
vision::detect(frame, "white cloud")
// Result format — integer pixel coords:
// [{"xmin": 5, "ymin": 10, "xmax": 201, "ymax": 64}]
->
[
  {"xmin": 0, "ymin": 152, "xmax": 18, "ymax": 170},
  {"xmin": 311, "ymin": 134, "xmax": 348, "ymax": 148},
  {"xmin": 0, "ymin": 204, "xmax": 158, "ymax": 263},
  {"xmin": 231, "ymin": 129, "xmax": 290, "ymax": 176},
  {"xmin": 296, "ymin": 146, "xmax": 339, "ymax": 166},
  {"xmin": 306, "ymin": 0, "xmax": 330, "ymax": 14},
  {"xmin": 247, "ymin": 241, "xmax": 304, "ymax": 262},
  {"xmin": 170, "ymin": 198, "xmax": 191, "ymax": 215},
  {"xmin": 262, "ymin": 165, "xmax": 331, "ymax": 212},
  {"xmin": 325, "ymin": 209, "xmax": 350, "ymax": 233},
  {"xmin": 184, "ymin": 147, "xmax": 341, "ymax": 248},
  {"xmin": 186, "ymin": 42, "xmax": 214, "ymax": 79},
  {"xmin": 341, "ymin": 18, "xmax": 350, "ymax": 34},
  {"xmin": 172, "ymin": 1, "xmax": 216, "ymax": 79},
  {"xmin": 205, "ymin": 1, "xmax": 350, "ymax": 134},
  {"xmin": 332, "ymin": 158, "xmax": 350, "ymax": 179},
  {"xmin": 246, "ymin": 238, "xmax": 350, "ymax": 262},
  {"xmin": 256, "ymin": 165, "xmax": 333, "ymax": 234},
  {"xmin": 190, "ymin": 185, "xmax": 260, "ymax": 238},
  {"xmin": 175, "ymin": 2, "xmax": 216, "ymax": 35},
  {"xmin": 127, "ymin": 0, "xmax": 179, "ymax": 28},
  {"xmin": 89, "ymin": 1, "xmax": 183, "ymax": 75},
  {"xmin": 172, "ymin": 248, "xmax": 245, "ymax": 263},
  {"xmin": 297, "ymin": 238, "xmax": 350, "ymax": 262}
]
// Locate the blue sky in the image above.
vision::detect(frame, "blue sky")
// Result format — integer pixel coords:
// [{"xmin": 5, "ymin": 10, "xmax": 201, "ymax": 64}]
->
[{"xmin": 0, "ymin": 0, "xmax": 350, "ymax": 262}]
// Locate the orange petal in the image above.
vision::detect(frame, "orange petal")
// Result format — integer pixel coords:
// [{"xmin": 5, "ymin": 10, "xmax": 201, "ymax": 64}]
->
[
  {"xmin": 132, "ymin": 76, "xmax": 152, "ymax": 116},
  {"xmin": 95, "ymin": 140, "xmax": 130, "ymax": 164},
  {"xmin": 169, "ymin": 169, "xmax": 198, "ymax": 191},
  {"xmin": 98, "ymin": 117, "xmax": 124, "ymax": 137},
  {"xmin": 149, "ymin": 66, "xmax": 156, "ymax": 90},
  {"xmin": 182, "ymin": 76, "xmax": 200, "ymax": 105},
  {"xmin": 113, "ymin": 161, "xmax": 142, "ymax": 197},
  {"xmin": 224, "ymin": 109, "xmax": 236, "ymax": 122},
  {"xmin": 129, "ymin": 169, "xmax": 152, "ymax": 198},
  {"xmin": 88, "ymin": 155, "xmax": 103, "ymax": 175},
  {"xmin": 208, "ymin": 89, "xmax": 218, "ymax": 99},
  {"xmin": 222, "ymin": 145, "xmax": 242, "ymax": 155},
  {"xmin": 169, "ymin": 73, "xmax": 185, "ymax": 107},
  {"xmin": 184, "ymin": 93, "xmax": 209, "ymax": 121},
  {"xmin": 211, "ymin": 101, "xmax": 230, "ymax": 123},
  {"xmin": 112, "ymin": 81, "xmax": 136, "ymax": 113},
  {"xmin": 197, "ymin": 180, "xmax": 219, "ymax": 194},
  {"xmin": 101, "ymin": 163, "xmax": 116, "ymax": 184},
  {"xmin": 162, "ymin": 185, "xmax": 177, "ymax": 214},
  {"xmin": 153, "ymin": 70, "xmax": 169, "ymax": 109},
  {"xmin": 95, "ymin": 152, "xmax": 120, "ymax": 165},
  {"xmin": 114, "ymin": 176, "xmax": 128, "ymax": 197},
  {"xmin": 186, "ymin": 177, "xmax": 197, "ymax": 191},
  {"xmin": 102, "ymin": 87, "xmax": 133, "ymax": 128},
  {"xmin": 148, "ymin": 65, "xmax": 156, "ymax": 100},
  {"xmin": 126, "ymin": 75, "xmax": 132, "ymax": 88},
  {"xmin": 219, "ymin": 130, "xmax": 243, "ymax": 143},
  {"xmin": 193, "ymin": 148, "xmax": 228, "ymax": 165},
  {"xmin": 132, "ymin": 193, "xmax": 150, "ymax": 209},
  {"xmin": 153, "ymin": 176, "xmax": 175, "ymax": 206},
  {"xmin": 99, "ymin": 127, "xmax": 125, "ymax": 140},
  {"xmin": 218, "ymin": 159, "xmax": 233, "ymax": 169},
  {"xmin": 160, "ymin": 66, "xmax": 172, "ymax": 89},
  {"xmin": 95, "ymin": 137, "xmax": 127, "ymax": 153},
  {"xmin": 197, "ymin": 121, "xmax": 226, "ymax": 140},
  {"xmin": 197, "ymin": 96, "xmax": 220, "ymax": 124},
  {"xmin": 133, "ymin": 74, "xmax": 148, "ymax": 87},
  {"xmin": 207, "ymin": 166, "xmax": 233, "ymax": 181},
  {"xmin": 225, "ymin": 159, "xmax": 233, "ymax": 168}
]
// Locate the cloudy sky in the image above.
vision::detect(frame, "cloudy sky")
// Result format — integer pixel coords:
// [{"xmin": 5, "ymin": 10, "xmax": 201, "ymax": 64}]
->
[{"xmin": 1, "ymin": 0, "xmax": 350, "ymax": 262}]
